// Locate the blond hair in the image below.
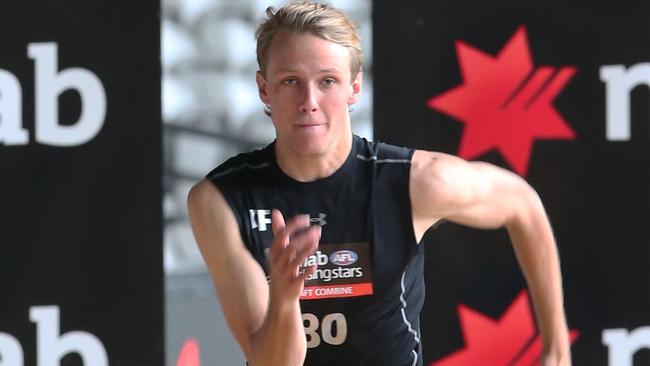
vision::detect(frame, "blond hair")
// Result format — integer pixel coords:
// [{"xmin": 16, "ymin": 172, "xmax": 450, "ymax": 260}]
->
[{"xmin": 255, "ymin": 2, "xmax": 363, "ymax": 78}]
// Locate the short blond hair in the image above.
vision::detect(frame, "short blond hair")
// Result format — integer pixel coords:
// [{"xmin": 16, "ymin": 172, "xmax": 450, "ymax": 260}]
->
[{"xmin": 255, "ymin": 1, "xmax": 363, "ymax": 78}]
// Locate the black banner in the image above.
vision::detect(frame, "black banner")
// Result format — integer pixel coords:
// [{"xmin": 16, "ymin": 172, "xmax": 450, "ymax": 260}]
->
[
  {"xmin": 374, "ymin": 0, "xmax": 650, "ymax": 365},
  {"xmin": 0, "ymin": 1, "xmax": 162, "ymax": 365}
]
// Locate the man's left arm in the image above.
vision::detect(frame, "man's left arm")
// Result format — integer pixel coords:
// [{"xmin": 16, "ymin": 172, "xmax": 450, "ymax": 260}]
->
[{"xmin": 409, "ymin": 150, "xmax": 571, "ymax": 366}]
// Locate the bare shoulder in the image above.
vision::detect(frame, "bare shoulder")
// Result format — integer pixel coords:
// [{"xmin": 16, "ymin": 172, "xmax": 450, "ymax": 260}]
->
[
  {"xmin": 410, "ymin": 149, "xmax": 524, "ymax": 199},
  {"xmin": 410, "ymin": 149, "xmax": 540, "ymax": 231},
  {"xmin": 409, "ymin": 150, "xmax": 467, "ymax": 238},
  {"xmin": 411, "ymin": 149, "xmax": 498, "ymax": 184},
  {"xmin": 411, "ymin": 150, "xmax": 466, "ymax": 184},
  {"xmin": 187, "ymin": 178, "xmax": 223, "ymax": 210},
  {"xmin": 187, "ymin": 179, "xmax": 244, "ymax": 265},
  {"xmin": 410, "ymin": 150, "xmax": 478, "ymax": 209}
]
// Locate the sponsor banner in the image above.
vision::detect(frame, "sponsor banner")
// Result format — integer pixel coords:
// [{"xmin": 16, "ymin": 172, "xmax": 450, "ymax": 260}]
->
[
  {"xmin": 301, "ymin": 242, "xmax": 374, "ymax": 300},
  {"xmin": 374, "ymin": 0, "xmax": 650, "ymax": 365},
  {"xmin": 0, "ymin": 0, "xmax": 162, "ymax": 365}
]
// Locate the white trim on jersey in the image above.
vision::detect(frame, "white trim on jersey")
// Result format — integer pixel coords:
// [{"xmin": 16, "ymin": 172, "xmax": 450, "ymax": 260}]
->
[
  {"xmin": 355, "ymin": 154, "xmax": 411, "ymax": 164},
  {"xmin": 208, "ymin": 162, "xmax": 269, "ymax": 179},
  {"xmin": 400, "ymin": 267, "xmax": 421, "ymax": 365}
]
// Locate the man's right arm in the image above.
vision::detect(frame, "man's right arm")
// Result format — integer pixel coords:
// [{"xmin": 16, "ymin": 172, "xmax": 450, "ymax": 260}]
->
[{"xmin": 187, "ymin": 179, "xmax": 319, "ymax": 366}]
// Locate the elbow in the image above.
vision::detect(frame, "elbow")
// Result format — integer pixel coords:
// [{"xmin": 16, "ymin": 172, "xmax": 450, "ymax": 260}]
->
[{"xmin": 504, "ymin": 181, "xmax": 546, "ymax": 231}]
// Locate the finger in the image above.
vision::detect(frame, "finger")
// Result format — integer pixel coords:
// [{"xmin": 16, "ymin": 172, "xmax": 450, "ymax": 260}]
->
[
  {"xmin": 277, "ymin": 225, "xmax": 320, "ymax": 270},
  {"xmin": 270, "ymin": 213, "xmax": 309, "ymax": 261},
  {"xmin": 272, "ymin": 213, "xmax": 310, "ymax": 246},
  {"xmin": 271, "ymin": 209, "xmax": 285, "ymax": 237},
  {"xmin": 270, "ymin": 209, "xmax": 289, "ymax": 261},
  {"xmin": 283, "ymin": 214, "xmax": 311, "ymax": 239},
  {"xmin": 276, "ymin": 228, "xmax": 320, "ymax": 280},
  {"xmin": 271, "ymin": 227, "xmax": 320, "ymax": 279},
  {"xmin": 298, "ymin": 264, "xmax": 317, "ymax": 281},
  {"xmin": 288, "ymin": 226, "xmax": 321, "ymax": 268}
]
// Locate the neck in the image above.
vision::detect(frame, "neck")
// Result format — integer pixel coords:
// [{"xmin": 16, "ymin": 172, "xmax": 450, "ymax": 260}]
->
[{"xmin": 274, "ymin": 133, "xmax": 353, "ymax": 182}]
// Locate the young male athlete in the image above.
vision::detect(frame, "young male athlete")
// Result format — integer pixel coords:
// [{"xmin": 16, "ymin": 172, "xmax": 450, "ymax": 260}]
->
[{"xmin": 188, "ymin": 2, "xmax": 572, "ymax": 365}]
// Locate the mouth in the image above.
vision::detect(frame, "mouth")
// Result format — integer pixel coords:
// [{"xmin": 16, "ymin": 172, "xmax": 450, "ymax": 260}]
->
[{"xmin": 295, "ymin": 122, "xmax": 327, "ymax": 128}]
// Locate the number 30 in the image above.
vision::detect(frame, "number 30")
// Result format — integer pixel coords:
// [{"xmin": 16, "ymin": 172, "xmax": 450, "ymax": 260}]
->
[{"xmin": 302, "ymin": 312, "xmax": 347, "ymax": 348}]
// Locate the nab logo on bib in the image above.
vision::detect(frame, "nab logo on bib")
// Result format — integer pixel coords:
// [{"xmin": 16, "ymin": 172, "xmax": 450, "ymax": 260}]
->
[{"xmin": 330, "ymin": 250, "xmax": 358, "ymax": 266}]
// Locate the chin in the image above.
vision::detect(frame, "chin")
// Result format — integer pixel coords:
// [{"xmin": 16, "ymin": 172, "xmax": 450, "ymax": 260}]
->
[
  {"xmin": 292, "ymin": 137, "xmax": 330, "ymax": 157},
  {"xmin": 285, "ymin": 127, "xmax": 331, "ymax": 154}
]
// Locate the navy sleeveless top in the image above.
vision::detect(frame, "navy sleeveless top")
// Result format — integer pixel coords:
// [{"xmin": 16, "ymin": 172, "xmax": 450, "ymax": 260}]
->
[{"xmin": 207, "ymin": 135, "xmax": 425, "ymax": 366}]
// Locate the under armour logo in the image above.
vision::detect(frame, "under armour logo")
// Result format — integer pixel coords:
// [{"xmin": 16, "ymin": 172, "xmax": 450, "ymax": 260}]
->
[{"xmin": 310, "ymin": 213, "xmax": 327, "ymax": 226}]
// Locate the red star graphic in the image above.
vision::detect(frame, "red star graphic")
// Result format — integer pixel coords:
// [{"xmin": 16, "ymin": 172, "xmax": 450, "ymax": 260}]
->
[
  {"xmin": 430, "ymin": 291, "xmax": 579, "ymax": 366},
  {"xmin": 427, "ymin": 26, "xmax": 576, "ymax": 175}
]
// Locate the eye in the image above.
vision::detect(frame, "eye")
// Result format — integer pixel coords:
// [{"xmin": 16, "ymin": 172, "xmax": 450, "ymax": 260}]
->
[
  {"xmin": 321, "ymin": 78, "xmax": 336, "ymax": 87},
  {"xmin": 282, "ymin": 78, "xmax": 297, "ymax": 86}
]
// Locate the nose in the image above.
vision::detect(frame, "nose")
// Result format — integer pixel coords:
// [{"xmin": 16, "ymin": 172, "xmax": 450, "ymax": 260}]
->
[{"xmin": 298, "ymin": 84, "xmax": 318, "ymax": 113}]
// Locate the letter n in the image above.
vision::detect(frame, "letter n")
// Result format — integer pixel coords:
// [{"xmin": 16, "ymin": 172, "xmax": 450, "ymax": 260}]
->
[
  {"xmin": 0, "ymin": 71, "xmax": 27, "ymax": 145},
  {"xmin": 600, "ymin": 63, "xmax": 650, "ymax": 141},
  {"xmin": 602, "ymin": 326, "xmax": 650, "ymax": 366}
]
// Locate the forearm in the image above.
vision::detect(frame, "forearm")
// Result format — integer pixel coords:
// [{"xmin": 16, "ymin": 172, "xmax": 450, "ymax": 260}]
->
[
  {"xmin": 248, "ymin": 295, "xmax": 306, "ymax": 366},
  {"xmin": 247, "ymin": 211, "xmax": 319, "ymax": 366},
  {"xmin": 505, "ymin": 190, "xmax": 570, "ymax": 355}
]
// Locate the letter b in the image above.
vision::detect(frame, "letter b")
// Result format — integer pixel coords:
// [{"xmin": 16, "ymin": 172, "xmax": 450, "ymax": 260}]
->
[
  {"xmin": 28, "ymin": 43, "xmax": 106, "ymax": 146},
  {"xmin": 317, "ymin": 251, "xmax": 328, "ymax": 265},
  {"xmin": 29, "ymin": 306, "xmax": 108, "ymax": 366}
]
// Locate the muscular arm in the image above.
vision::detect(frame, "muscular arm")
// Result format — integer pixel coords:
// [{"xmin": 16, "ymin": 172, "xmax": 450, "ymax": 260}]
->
[
  {"xmin": 187, "ymin": 179, "xmax": 319, "ymax": 366},
  {"xmin": 410, "ymin": 150, "xmax": 571, "ymax": 365}
]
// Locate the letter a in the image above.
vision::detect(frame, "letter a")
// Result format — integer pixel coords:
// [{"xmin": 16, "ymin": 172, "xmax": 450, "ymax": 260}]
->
[{"xmin": 0, "ymin": 332, "xmax": 23, "ymax": 366}]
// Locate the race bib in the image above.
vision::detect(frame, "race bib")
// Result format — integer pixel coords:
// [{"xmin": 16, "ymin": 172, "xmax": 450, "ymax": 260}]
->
[{"xmin": 300, "ymin": 242, "xmax": 373, "ymax": 300}]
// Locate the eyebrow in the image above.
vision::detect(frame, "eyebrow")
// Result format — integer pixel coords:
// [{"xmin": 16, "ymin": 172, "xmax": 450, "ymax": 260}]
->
[
  {"xmin": 275, "ymin": 67, "xmax": 343, "ymax": 74},
  {"xmin": 317, "ymin": 68, "xmax": 343, "ymax": 73}
]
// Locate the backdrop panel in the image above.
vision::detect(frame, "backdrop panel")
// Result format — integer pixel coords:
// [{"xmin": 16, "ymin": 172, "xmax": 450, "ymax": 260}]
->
[
  {"xmin": 374, "ymin": 1, "xmax": 650, "ymax": 365},
  {"xmin": 0, "ymin": 1, "xmax": 162, "ymax": 365}
]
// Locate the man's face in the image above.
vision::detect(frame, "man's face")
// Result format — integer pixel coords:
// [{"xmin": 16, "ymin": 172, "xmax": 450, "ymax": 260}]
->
[{"xmin": 256, "ymin": 30, "xmax": 362, "ymax": 157}]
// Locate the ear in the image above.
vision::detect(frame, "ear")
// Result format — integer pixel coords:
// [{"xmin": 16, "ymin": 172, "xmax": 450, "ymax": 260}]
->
[
  {"xmin": 256, "ymin": 71, "xmax": 270, "ymax": 104},
  {"xmin": 347, "ymin": 71, "xmax": 363, "ymax": 105}
]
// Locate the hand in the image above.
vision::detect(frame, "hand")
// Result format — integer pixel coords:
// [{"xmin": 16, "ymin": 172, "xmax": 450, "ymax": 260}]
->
[{"xmin": 268, "ymin": 209, "xmax": 320, "ymax": 304}]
